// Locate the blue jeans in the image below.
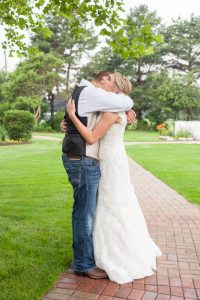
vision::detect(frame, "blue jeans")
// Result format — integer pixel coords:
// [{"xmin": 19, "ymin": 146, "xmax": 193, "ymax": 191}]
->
[{"xmin": 62, "ymin": 153, "xmax": 101, "ymax": 273}]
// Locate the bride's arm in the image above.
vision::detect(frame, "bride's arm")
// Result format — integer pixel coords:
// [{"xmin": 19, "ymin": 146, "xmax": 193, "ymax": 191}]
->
[{"xmin": 67, "ymin": 99, "xmax": 118, "ymax": 145}]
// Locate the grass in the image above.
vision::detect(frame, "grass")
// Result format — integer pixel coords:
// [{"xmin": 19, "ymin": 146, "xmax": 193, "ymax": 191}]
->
[
  {"xmin": 32, "ymin": 131, "xmax": 64, "ymax": 138},
  {"xmin": 2, "ymin": 138, "xmax": 199, "ymax": 299},
  {"xmin": 126, "ymin": 144, "xmax": 200, "ymax": 205},
  {"xmin": 124, "ymin": 130, "xmax": 160, "ymax": 142},
  {"xmin": 33, "ymin": 130, "xmax": 160, "ymax": 142},
  {"xmin": 0, "ymin": 140, "xmax": 73, "ymax": 300}
]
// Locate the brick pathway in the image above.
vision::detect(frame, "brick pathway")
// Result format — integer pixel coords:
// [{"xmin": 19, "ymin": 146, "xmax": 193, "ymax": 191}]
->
[{"xmin": 42, "ymin": 158, "xmax": 200, "ymax": 300}]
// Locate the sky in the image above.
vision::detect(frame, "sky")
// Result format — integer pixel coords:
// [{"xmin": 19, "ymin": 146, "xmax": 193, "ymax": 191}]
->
[
  {"xmin": 0, "ymin": 0, "xmax": 200, "ymax": 72},
  {"xmin": 124, "ymin": 0, "xmax": 200, "ymax": 23}
]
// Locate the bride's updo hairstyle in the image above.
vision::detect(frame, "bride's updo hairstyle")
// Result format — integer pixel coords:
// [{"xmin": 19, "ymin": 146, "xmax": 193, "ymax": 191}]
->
[{"xmin": 115, "ymin": 72, "xmax": 132, "ymax": 95}]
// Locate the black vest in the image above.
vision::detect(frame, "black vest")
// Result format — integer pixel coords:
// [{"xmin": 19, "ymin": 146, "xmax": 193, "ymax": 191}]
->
[{"xmin": 62, "ymin": 85, "xmax": 87, "ymax": 156}]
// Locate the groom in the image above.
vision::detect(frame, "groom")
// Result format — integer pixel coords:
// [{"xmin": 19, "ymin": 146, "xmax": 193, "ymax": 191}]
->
[{"xmin": 61, "ymin": 70, "xmax": 135, "ymax": 279}]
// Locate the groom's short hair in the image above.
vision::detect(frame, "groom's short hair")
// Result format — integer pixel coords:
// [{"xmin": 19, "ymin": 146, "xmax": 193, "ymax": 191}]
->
[{"xmin": 94, "ymin": 70, "xmax": 115, "ymax": 82}]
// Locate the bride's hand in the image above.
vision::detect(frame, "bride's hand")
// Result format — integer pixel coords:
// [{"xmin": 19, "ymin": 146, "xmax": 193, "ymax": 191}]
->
[
  {"xmin": 67, "ymin": 98, "xmax": 76, "ymax": 118},
  {"xmin": 126, "ymin": 109, "xmax": 136, "ymax": 124}
]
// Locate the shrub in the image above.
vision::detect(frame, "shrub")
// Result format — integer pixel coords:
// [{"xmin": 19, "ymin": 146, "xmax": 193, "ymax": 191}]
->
[
  {"xmin": 0, "ymin": 125, "xmax": 6, "ymax": 141},
  {"xmin": 158, "ymin": 128, "xmax": 169, "ymax": 135},
  {"xmin": 126, "ymin": 119, "xmax": 138, "ymax": 130},
  {"xmin": 34, "ymin": 122, "xmax": 54, "ymax": 132},
  {"xmin": 175, "ymin": 130, "xmax": 192, "ymax": 138},
  {"xmin": 36, "ymin": 111, "xmax": 64, "ymax": 132},
  {"xmin": 11, "ymin": 96, "xmax": 34, "ymax": 111},
  {"xmin": 53, "ymin": 111, "xmax": 65, "ymax": 132},
  {"xmin": 137, "ymin": 119, "xmax": 151, "ymax": 130},
  {"xmin": 0, "ymin": 102, "xmax": 11, "ymax": 124},
  {"xmin": 165, "ymin": 119, "xmax": 175, "ymax": 132},
  {"xmin": 3, "ymin": 110, "xmax": 34, "ymax": 141},
  {"xmin": 148, "ymin": 120, "xmax": 157, "ymax": 131},
  {"xmin": 11, "ymin": 96, "xmax": 48, "ymax": 119}
]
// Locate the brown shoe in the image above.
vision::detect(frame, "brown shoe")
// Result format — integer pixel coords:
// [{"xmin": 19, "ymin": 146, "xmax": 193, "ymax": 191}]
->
[{"xmin": 84, "ymin": 267, "xmax": 108, "ymax": 279}]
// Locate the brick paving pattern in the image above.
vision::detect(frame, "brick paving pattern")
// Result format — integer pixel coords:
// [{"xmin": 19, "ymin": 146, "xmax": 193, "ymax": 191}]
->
[{"xmin": 42, "ymin": 158, "xmax": 200, "ymax": 300}]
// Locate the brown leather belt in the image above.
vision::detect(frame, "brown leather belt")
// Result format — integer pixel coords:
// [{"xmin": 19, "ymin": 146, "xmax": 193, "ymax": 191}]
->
[{"xmin": 68, "ymin": 154, "xmax": 82, "ymax": 159}]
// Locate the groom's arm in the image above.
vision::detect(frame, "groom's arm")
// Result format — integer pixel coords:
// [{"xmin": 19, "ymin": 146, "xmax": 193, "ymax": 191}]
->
[{"xmin": 78, "ymin": 86, "xmax": 133, "ymax": 117}]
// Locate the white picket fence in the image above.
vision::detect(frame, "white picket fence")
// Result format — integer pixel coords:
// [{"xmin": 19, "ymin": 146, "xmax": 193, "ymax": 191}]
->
[{"xmin": 175, "ymin": 121, "xmax": 200, "ymax": 139}]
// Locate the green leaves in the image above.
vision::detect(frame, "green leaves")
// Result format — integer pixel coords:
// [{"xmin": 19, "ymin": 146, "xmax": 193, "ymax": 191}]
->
[
  {"xmin": 109, "ymin": 5, "xmax": 163, "ymax": 59},
  {"xmin": 1, "ymin": 51, "xmax": 64, "ymax": 107},
  {"xmin": 134, "ymin": 71, "xmax": 200, "ymax": 121},
  {"xmin": 99, "ymin": 28, "xmax": 111, "ymax": 36},
  {"xmin": 162, "ymin": 15, "xmax": 200, "ymax": 79},
  {"xmin": 18, "ymin": 18, "xmax": 26, "ymax": 30},
  {"xmin": 1, "ymin": 1, "xmax": 163, "ymax": 60},
  {"xmin": 154, "ymin": 34, "xmax": 163, "ymax": 44},
  {"xmin": 1, "ymin": 0, "xmax": 124, "ymax": 54}
]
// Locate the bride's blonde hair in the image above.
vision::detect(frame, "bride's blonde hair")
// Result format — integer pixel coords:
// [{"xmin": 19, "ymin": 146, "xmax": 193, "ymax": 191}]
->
[{"xmin": 115, "ymin": 72, "xmax": 132, "ymax": 95}]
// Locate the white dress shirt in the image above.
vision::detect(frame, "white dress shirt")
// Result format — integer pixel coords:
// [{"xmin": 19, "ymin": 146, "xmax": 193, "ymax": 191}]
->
[{"xmin": 77, "ymin": 79, "xmax": 133, "ymax": 117}]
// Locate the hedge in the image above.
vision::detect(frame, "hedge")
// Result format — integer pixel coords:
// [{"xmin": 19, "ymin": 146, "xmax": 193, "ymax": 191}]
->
[{"xmin": 3, "ymin": 110, "xmax": 34, "ymax": 141}]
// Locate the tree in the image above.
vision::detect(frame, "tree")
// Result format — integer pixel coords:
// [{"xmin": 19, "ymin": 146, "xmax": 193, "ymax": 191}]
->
[
  {"xmin": 109, "ymin": 5, "xmax": 163, "ymax": 60},
  {"xmin": 11, "ymin": 96, "xmax": 48, "ymax": 119},
  {"xmin": 1, "ymin": 1, "xmax": 164, "ymax": 61},
  {"xmin": 0, "ymin": 71, "xmax": 8, "ymax": 102},
  {"xmin": 78, "ymin": 5, "xmax": 164, "ymax": 82},
  {"xmin": 114, "ymin": 6, "xmax": 163, "ymax": 84},
  {"xmin": 133, "ymin": 71, "xmax": 200, "ymax": 123},
  {"xmin": 162, "ymin": 15, "xmax": 200, "ymax": 80},
  {"xmin": 0, "ymin": 0, "xmax": 124, "ymax": 54},
  {"xmin": 77, "ymin": 47, "xmax": 120, "ymax": 81},
  {"xmin": 1, "ymin": 52, "xmax": 64, "ymax": 126},
  {"xmin": 31, "ymin": 15, "xmax": 98, "ymax": 95}
]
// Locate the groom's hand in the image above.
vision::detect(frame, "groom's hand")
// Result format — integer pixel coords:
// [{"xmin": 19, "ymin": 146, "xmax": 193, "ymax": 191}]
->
[
  {"xmin": 126, "ymin": 109, "xmax": 136, "ymax": 124},
  {"xmin": 60, "ymin": 119, "xmax": 67, "ymax": 132}
]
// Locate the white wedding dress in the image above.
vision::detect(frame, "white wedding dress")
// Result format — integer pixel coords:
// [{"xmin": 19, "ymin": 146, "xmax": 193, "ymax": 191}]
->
[{"xmin": 93, "ymin": 112, "xmax": 162, "ymax": 284}]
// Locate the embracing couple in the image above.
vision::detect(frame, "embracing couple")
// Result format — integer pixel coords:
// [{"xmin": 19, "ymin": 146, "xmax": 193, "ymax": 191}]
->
[{"xmin": 61, "ymin": 70, "xmax": 162, "ymax": 284}]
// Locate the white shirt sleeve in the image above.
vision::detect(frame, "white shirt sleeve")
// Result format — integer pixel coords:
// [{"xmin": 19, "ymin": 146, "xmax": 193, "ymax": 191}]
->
[{"xmin": 78, "ymin": 86, "xmax": 133, "ymax": 117}]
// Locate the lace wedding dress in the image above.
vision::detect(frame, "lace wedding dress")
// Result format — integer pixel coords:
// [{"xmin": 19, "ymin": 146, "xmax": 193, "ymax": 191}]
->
[{"xmin": 93, "ymin": 112, "xmax": 162, "ymax": 284}]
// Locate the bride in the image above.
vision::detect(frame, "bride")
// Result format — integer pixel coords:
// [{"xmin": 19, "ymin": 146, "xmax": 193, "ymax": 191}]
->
[{"xmin": 66, "ymin": 73, "xmax": 162, "ymax": 284}]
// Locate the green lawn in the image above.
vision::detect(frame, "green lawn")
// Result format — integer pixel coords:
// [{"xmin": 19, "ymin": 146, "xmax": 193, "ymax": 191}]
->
[
  {"xmin": 32, "ymin": 131, "xmax": 64, "ymax": 138},
  {"xmin": 126, "ymin": 144, "xmax": 200, "ymax": 205},
  {"xmin": 124, "ymin": 130, "xmax": 160, "ymax": 142},
  {"xmin": 0, "ymin": 140, "xmax": 73, "ymax": 300},
  {"xmin": 1, "ymin": 140, "xmax": 199, "ymax": 299},
  {"xmin": 33, "ymin": 130, "xmax": 160, "ymax": 142}
]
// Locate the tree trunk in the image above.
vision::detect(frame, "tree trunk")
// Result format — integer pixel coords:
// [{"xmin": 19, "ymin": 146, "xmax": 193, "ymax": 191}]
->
[
  {"xmin": 66, "ymin": 62, "xmax": 71, "ymax": 95},
  {"xmin": 49, "ymin": 91, "xmax": 55, "ymax": 128},
  {"xmin": 56, "ymin": 83, "xmax": 62, "ymax": 111},
  {"xmin": 136, "ymin": 109, "xmax": 143, "ymax": 120},
  {"xmin": 35, "ymin": 105, "xmax": 41, "ymax": 121},
  {"xmin": 55, "ymin": 68, "xmax": 62, "ymax": 112},
  {"xmin": 136, "ymin": 60, "xmax": 142, "ymax": 85}
]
